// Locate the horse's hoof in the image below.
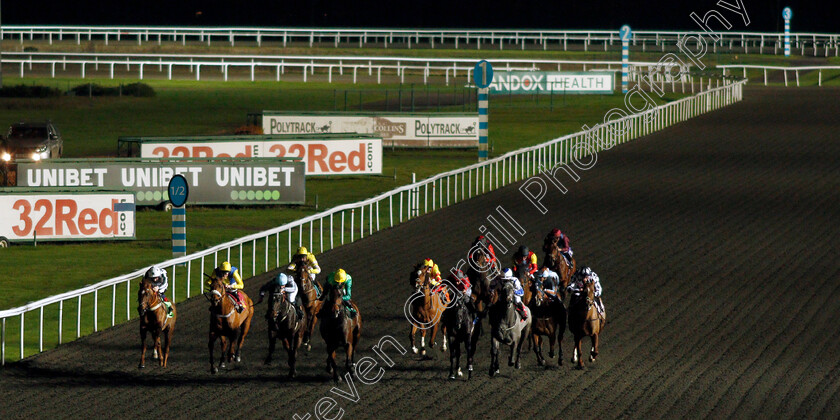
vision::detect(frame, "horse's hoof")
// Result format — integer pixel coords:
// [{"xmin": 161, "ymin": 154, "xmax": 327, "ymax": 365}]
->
[
  {"xmin": 412, "ymin": 346, "xmax": 418, "ymax": 354},
  {"xmin": 138, "ymin": 363, "xmax": 145, "ymax": 369},
  {"xmin": 289, "ymin": 371, "xmax": 297, "ymax": 379},
  {"xmin": 589, "ymin": 355, "xmax": 596, "ymax": 362},
  {"xmin": 421, "ymin": 349, "xmax": 426, "ymax": 356},
  {"xmin": 306, "ymin": 343, "xmax": 312, "ymax": 351},
  {"xmin": 576, "ymin": 365, "xmax": 584, "ymax": 370},
  {"xmin": 508, "ymin": 360, "xmax": 515, "ymax": 367},
  {"xmin": 548, "ymin": 351, "xmax": 555, "ymax": 358},
  {"xmin": 515, "ymin": 360, "xmax": 521, "ymax": 369},
  {"xmin": 537, "ymin": 359, "xmax": 545, "ymax": 367},
  {"xmin": 211, "ymin": 367, "xmax": 218, "ymax": 374},
  {"xmin": 264, "ymin": 358, "xmax": 272, "ymax": 366},
  {"xmin": 558, "ymin": 359, "xmax": 563, "ymax": 366},
  {"xmin": 489, "ymin": 369, "xmax": 496, "ymax": 377},
  {"xmin": 235, "ymin": 355, "xmax": 241, "ymax": 363},
  {"xmin": 219, "ymin": 362, "xmax": 226, "ymax": 369},
  {"xmin": 449, "ymin": 374, "xmax": 456, "ymax": 380},
  {"xmin": 457, "ymin": 367, "xmax": 463, "ymax": 377}
]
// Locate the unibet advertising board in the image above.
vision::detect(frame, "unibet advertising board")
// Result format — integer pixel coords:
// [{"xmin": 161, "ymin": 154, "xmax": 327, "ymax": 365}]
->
[
  {"xmin": 261, "ymin": 112, "xmax": 479, "ymax": 148},
  {"xmin": 488, "ymin": 71, "xmax": 615, "ymax": 94},
  {"xmin": 127, "ymin": 135, "xmax": 382, "ymax": 176},
  {"xmin": 15, "ymin": 158, "xmax": 305, "ymax": 206},
  {"xmin": 0, "ymin": 190, "xmax": 136, "ymax": 243}
]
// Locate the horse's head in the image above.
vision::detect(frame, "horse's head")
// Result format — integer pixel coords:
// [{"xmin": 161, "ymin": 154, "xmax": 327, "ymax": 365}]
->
[
  {"xmin": 328, "ymin": 286, "xmax": 346, "ymax": 319},
  {"xmin": 532, "ymin": 277, "xmax": 546, "ymax": 306},
  {"xmin": 294, "ymin": 255, "xmax": 311, "ymax": 280},
  {"xmin": 137, "ymin": 280, "xmax": 158, "ymax": 317},
  {"xmin": 412, "ymin": 266, "xmax": 432, "ymax": 292},
  {"xmin": 501, "ymin": 280, "xmax": 516, "ymax": 306},
  {"xmin": 514, "ymin": 262, "xmax": 531, "ymax": 288},
  {"xmin": 583, "ymin": 277, "xmax": 596, "ymax": 303},
  {"xmin": 206, "ymin": 275, "xmax": 226, "ymax": 307}
]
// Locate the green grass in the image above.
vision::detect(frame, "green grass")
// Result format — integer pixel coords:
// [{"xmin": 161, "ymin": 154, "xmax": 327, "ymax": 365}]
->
[{"xmin": 0, "ymin": 72, "xmax": 695, "ymax": 362}]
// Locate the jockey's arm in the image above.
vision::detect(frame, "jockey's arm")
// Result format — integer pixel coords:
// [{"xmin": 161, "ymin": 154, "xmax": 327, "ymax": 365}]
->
[
  {"xmin": 592, "ymin": 273, "xmax": 602, "ymax": 296},
  {"xmin": 344, "ymin": 275, "xmax": 353, "ymax": 300},
  {"xmin": 528, "ymin": 253, "xmax": 539, "ymax": 275},
  {"xmin": 228, "ymin": 269, "xmax": 244, "ymax": 290},
  {"xmin": 307, "ymin": 255, "xmax": 321, "ymax": 274}
]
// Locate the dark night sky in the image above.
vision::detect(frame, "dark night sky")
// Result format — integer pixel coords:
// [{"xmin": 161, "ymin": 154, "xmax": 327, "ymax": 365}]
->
[{"xmin": 2, "ymin": 1, "xmax": 837, "ymax": 33}]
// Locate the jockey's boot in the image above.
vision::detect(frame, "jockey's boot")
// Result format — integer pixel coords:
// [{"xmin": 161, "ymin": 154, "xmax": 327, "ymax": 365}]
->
[
  {"xmin": 293, "ymin": 302, "xmax": 303, "ymax": 320},
  {"xmin": 344, "ymin": 300, "xmax": 357, "ymax": 317},
  {"xmin": 313, "ymin": 280, "xmax": 322, "ymax": 298},
  {"xmin": 596, "ymin": 297, "xmax": 605, "ymax": 317},
  {"xmin": 164, "ymin": 301, "xmax": 173, "ymax": 317},
  {"xmin": 516, "ymin": 302, "xmax": 528, "ymax": 321}
]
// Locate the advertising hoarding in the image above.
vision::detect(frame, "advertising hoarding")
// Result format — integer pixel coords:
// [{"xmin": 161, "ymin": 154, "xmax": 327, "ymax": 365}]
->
[
  {"xmin": 260, "ymin": 112, "xmax": 479, "ymax": 148},
  {"xmin": 15, "ymin": 158, "xmax": 305, "ymax": 206},
  {"xmin": 0, "ymin": 190, "xmax": 136, "ymax": 243},
  {"xmin": 488, "ymin": 71, "xmax": 615, "ymax": 94}
]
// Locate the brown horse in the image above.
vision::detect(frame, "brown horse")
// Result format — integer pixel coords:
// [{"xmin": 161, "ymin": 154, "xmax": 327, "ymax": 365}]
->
[
  {"xmin": 206, "ymin": 276, "xmax": 254, "ymax": 374},
  {"xmin": 319, "ymin": 285, "xmax": 361, "ymax": 382},
  {"xmin": 528, "ymin": 278, "xmax": 566, "ymax": 367},
  {"xmin": 514, "ymin": 262, "xmax": 533, "ymax": 305},
  {"xmin": 407, "ymin": 266, "xmax": 446, "ymax": 356},
  {"xmin": 291, "ymin": 255, "xmax": 322, "ymax": 351},
  {"xmin": 264, "ymin": 286, "xmax": 304, "ymax": 378},
  {"xmin": 137, "ymin": 280, "xmax": 176, "ymax": 369},
  {"xmin": 545, "ymin": 243, "xmax": 576, "ymax": 300},
  {"xmin": 568, "ymin": 277, "xmax": 606, "ymax": 369}
]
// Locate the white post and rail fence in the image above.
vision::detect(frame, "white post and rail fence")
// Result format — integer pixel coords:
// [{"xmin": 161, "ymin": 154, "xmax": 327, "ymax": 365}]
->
[{"xmin": 0, "ymin": 79, "xmax": 746, "ymax": 365}]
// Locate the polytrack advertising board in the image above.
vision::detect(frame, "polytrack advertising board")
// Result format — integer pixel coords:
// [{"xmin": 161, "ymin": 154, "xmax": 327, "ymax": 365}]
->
[
  {"xmin": 0, "ymin": 190, "xmax": 136, "ymax": 243},
  {"xmin": 130, "ymin": 135, "xmax": 382, "ymax": 176},
  {"xmin": 488, "ymin": 71, "xmax": 615, "ymax": 94},
  {"xmin": 15, "ymin": 158, "xmax": 305, "ymax": 206},
  {"xmin": 260, "ymin": 112, "xmax": 479, "ymax": 148}
]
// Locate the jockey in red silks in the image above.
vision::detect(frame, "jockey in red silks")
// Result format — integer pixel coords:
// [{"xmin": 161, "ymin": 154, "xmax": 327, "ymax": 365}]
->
[
  {"xmin": 513, "ymin": 245, "xmax": 539, "ymax": 277},
  {"xmin": 448, "ymin": 269, "xmax": 472, "ymax": 303},
  {"xmin": 544, "ymin": 228, "xmax": 573, "ymax": 268},
  {"xmin": 470, "ymin": 235, "xmax": 497, "ymax": 272}
]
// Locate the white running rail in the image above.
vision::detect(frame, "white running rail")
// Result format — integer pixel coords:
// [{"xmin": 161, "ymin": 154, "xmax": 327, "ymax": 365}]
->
[{"xmin": 718, "ymin": 64, "xmax": 840, "ymax": 87}]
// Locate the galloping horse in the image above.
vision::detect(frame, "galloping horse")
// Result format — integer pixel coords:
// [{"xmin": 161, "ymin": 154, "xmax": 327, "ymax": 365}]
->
[
  {"xmin": 488, "ymin": 280, "xmax": 531, "ymax": 377},
  {"xmin": 137, "ymin": 280, "xmax": 176, "ymax": 369},
  {"xmin": 568, "ymin": 277, "xmax": 606, "ymax": 369},
  {"xmin": 528, "ymin": 278, "xmax": 566, "ymax": 367},
  {"xmin": 407, "ymin": 266, "xmax": 447, "ymax": 356},
  {"xmin": 545, "ymin": 242, "xmax": 576, "ymax": 300},
  {"xmin": 319, "ymin": 286, "xmax": 361, "ymax": 382},
  {"xmin": 264, "ymin": 286, "xmax": 304, "ymax": 378},
  {"xmin": 206, "ymin": 276, "xmax": 254, "ymax": 374},
  {"xmin": 514, "ymin": 262, "xmax": 533, "ymax": 305},
  {"xmin": 467, "ymin": 251, "xmax": 499, "ymax": 313},
  {"xmin": 441, "ymin": 293, "xmax": 476, "ymax": 379},
  {"xmin": 292, "ymin": 255, "xmax": 322, "ymax": 351}
]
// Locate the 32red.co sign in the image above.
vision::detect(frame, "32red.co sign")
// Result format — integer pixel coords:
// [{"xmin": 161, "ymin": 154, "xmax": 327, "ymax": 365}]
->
[
  {"xmin": 139, "ymin": 138, "xmax": 382, "ymax": 176},
  {"xmin": 0, "ymin": 191, "xmax": 136, "ymax": 243}
]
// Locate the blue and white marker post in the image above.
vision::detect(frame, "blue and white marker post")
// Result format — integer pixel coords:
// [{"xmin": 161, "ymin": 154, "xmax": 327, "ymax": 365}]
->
[
  {"xmin": 474, "ymin": 60, "xmax": 494, "ymax": 162},
  {"xmin": 620, "ymin": 25, "xmax": 632, "ymax": 94},
  {"xmin": 783, "ymin": 7, "xmax": 792, "ymax": 57},
  {"xmin": 168, "ymin": 174, "xmax": 189, "ymax": 259}
]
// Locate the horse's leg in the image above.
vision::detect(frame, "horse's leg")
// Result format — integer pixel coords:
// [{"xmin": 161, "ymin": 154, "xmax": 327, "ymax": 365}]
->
[
  {"xmin": 465, "ymin": 330, "xmax": 474, "ymax": 379},
  {"xmin": 420, "ymin": 329, "xmax": 427, "ymax": 356},
  {"xmin": 328, "ymin": 348, "xmax": 339, "ymax": 382},
  {"xmin": 219, "ymin": 335, "xmax": 229, "ymax": 368},
  {"xmin": 574, "ymin": 335, "xmax": 584, "ymax": 369},
  {"xmin": 208, "ymin": 331, "xmax": 218, "ymax": 374},
  {"xmin": 515, "ymin": 331, "xmax": 526, "ymax": 370},
  {"xmin": 441, "ymin": 324, "xmax": 448, "ymax": 352},
  {"xmin": 287, "ymin": 336, "xmax": 298, "ymax": 378},
  {"xmin": 409, "ymin": 324, "xmax": 418, "ymax": 354},
  {"xmin": 589, "ymin": 333, "xmax": 599, "ymax": 363},
  {"xmin": 533, "ymin": 333, "xmax": 544, "ymax": 366},
  {"xmin": 547, "ymin": 327, "xmax": 556, "ymax": 362},
  {"xmin": 163, "ymin": 325, "xmax": 173, "ymax": 368},
  {"xmin": 235, "ymin": 311, "xmax": 253, "ymax": 363},
  {"xmin": 154, "ymin": 331, "xmax": 163, "ymax": 367},
  {"xmin": 265, "ymin": 328, "xmax": 277, "ymax": 365},
  {"xmin": 305, "ymin": 311, "xmax": 317, "ymax": 351},
  {"xmin": 139, "ymin": 325, "xmax": 148, "ymax": 369},
  {"xmin": 489, "ymin": 338, "xmax": 499, "ymax": 377}
]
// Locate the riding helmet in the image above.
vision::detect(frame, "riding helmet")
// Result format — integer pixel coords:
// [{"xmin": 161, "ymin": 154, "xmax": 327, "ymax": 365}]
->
[
  {"xmin": 424, "ymin": 258, "xmax": 435, "ymax": 268},
  {"xmin": 220, "ymin": 261, "xmax": 232, "ymax": 272},
  {"xmin": 297, "ymin": 246, "xmax": 308, "ymax": 255},
  {"xmin": 277, "ymin": 273, "xmax": 289, "ymax": 286},
  {"xmin": 145, "ymin": 265, "xmax": 165, "ymax": 280},
  {"xmin": 518, "ymin": 245, "xmax": 529, "ymax": 256},
  {"xmin": 335, "ymin": 269, "xmax": 347, "ymax": 283}
]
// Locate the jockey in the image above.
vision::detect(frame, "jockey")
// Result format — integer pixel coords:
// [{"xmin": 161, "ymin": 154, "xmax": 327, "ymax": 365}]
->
[
  {"xmin": 421, "ymin": 258, "xmax": 445, "ymax": 293},
  {"xmin": 512, "ymin": 245, "xmax": 539, "ymax": 277},
  {"xmin": 323, "ymin": 268, "xmax": 356, "ymax": 316},
  {"xmin": 448, "ymin": 269, "xmax": 472, "ymax": 305},
  {"xmin": 470, "ymin": 235, "xmax": 498, "ymax": 272},
  {"xmin": 544, "ymin": 228, "xmax": 573, "ymax": 268},
  {"xmin": 502, "ymin": 268, "xmax": 528, "ymax": 321},
  {"xmin": 144, "ymin": 265, "xmax": 173, "ymax": 316},
  {"xmin": 566, "ymin": 266, "xmax": 604, "ymax": 315},
  {"xmin": 257, "ymin": 273, "xmax": 302, "ymax": 319},
  {"xmin": 536, "ymin": 267, "xmax": 561, "ymax": 302},
  {"xmin": 208, "ymin": 261, "xmax": 245, "ymax": 313},
  {"xmin": 286, "ymin": 246, "xmax": 322, "ymax": 294}
]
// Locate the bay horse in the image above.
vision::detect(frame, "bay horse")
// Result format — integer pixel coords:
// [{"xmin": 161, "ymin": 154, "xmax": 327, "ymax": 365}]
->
[
  {"xmin": 441, "ymin": 292, "xmax": 476, "ymax": 379},
  {"xmin": 206, "ymin": 276, "xmax": 254, "ymax": 374},
  {"xmin": 488, "ymin": 280, "xmax": 531, "ymax": 377},
  {"xmin": 514, "ymin": 262, "xmax": 533, "ymax": 305},
  {"xmin": 264, "ymin": 286, "xmax": 304, "ymax": 378},
  {"xmin": 528, "ymin": 278, "xmax": 566, "ymax": 367},
  {"xmin": 137, "ymin": 280, "xmax": 176, "ymax": 369},
  {"xmin": 545, "ymin": 242, "xmax": 576, "ymax": 300},
  {"xmin": 319, "ymin": 285, "xmax": 361, "ymax": 382},
  {"xmin": 568, "ymin": 277, "xmax": 606, "ymax": 369},
  {"xmin": 292, "ymin": 255, "xmax": 322, "ymax": 351},
  {"xmin": 407, "ymin": 266, "xmax": 446, "ymax": 356},
  {"xmin": 466, "ymin": 252, "xmax": 500, "ymax": 359}
]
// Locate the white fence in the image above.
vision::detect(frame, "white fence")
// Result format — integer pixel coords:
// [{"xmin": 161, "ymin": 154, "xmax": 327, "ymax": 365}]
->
[
  {"xmin": 0, "ymin": 79, "xmax": 746, "ymax": 365},
  {"xmin": 1, "ymin": 25, "xmax": 839, "ymax": 55},
  {"xmin": 719, "ymin": 65, "xmax": 840, "ymax": 87},
  {"xmin": 0, "ymin": 52, "xmax": 677, "ymax": 85}
]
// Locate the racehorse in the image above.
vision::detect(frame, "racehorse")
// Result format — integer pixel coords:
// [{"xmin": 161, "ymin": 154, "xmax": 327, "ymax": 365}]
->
[
  {"xmin": 568, "ymin": 277, "xmax": 606, "ymax": 369},
  {"xmin": 137, "ymin": 280, "xmax": 176, "ymax": 369},
  {"xmin": 206, "ymin": 276, "xmax": 254, "ymax": 374},
  {"xmin": 264, "ymin": 286, "xmax": 304, "ymax": 378},
  {"xmin": 488, "ymin": 280, "xmax": 531, "ymax": 377},
  {"xmin": 441, "ymin": 291, "xmax": 476, "ymax": 379},
  {"xmin": 467, "ymin": 251, "xmax": 499, "ymax": 313},
  {"xmin": 544, "ymin": 242, "xmax": 576, "ymax": 300},
  {"xmin": 514, "ymin": 262, "xmax": 533, "ymax": 305},
  {"xmin": 407, "ymin": 266, "xmax": 446, "ymax": 356},
  {"xmin": 528, "ymin": 278, "xmax": 566, "ymax": 367},
  {"xmin": 319, "ymin": 285, "xmax": 361, "ymax": 382},
  {"xmin": 292, "ymin": 255, "xmax": 322, "ymax": 351}
]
